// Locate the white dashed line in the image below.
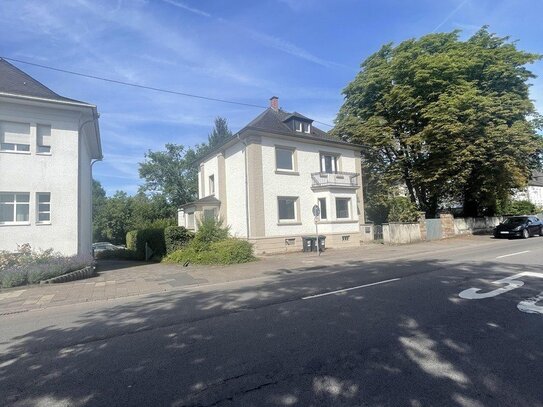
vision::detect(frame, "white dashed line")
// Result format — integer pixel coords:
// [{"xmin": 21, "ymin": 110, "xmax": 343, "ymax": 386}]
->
[
  {"xmin": 496, "ymin": 251, "xmax": 530, "ymax": 259},
  {"xmin": 302, "ymin": 278, "xmax": 401, "ymax": 300}
]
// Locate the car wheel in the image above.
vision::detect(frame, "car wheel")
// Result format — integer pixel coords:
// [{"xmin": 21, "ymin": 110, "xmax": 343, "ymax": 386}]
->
[
  {"xmin": 522, "ymin": 229, "xmax": 530, "ymax": 239},
  {"xmin": 539, "ymin": 227, "xmax": 543, "ymax": 237}
]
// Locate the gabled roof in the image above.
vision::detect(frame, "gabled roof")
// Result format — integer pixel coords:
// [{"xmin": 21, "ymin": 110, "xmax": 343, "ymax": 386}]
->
[
  {"xmin": 195, "ymin": 103, "xmax": 362, "ymax": 165},
  {"xmin": 243, "ymin": 107, "xmax": 343, "ymax": 143},
  {"xmin": 0, "ymin": 58, "xmax": 92, "ymax": 105}
]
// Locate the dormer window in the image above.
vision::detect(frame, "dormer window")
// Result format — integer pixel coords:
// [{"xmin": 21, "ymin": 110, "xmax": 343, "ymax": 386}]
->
[{"xmin": 294, "ymin": 121, "xmax": 311, "ymax": 133}]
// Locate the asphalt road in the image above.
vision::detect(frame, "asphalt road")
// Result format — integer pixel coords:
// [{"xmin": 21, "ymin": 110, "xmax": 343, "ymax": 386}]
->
[{"xmin": 1, "ymin": 237, "xmax": 543, "ymax": 407}]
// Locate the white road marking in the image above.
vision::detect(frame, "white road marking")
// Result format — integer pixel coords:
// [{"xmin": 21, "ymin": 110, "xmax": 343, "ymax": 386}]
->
[
  {"xmin": 460, "ymin": 272, "xmax": 543, "ymax": 316},
  {"xmin": 496, "ymin": 250, "xmax": 530, "ymax": 259},
  {"xmin": 459, "ymin": 272, "xmax": 543, "ymax": 300},
  {"xmin": 302, "ymin": 278, "xmax": 401, "ymax": 300},
  {"xmin": 517, "ymin": 292, "xmax": 543, "ymax": 315}
]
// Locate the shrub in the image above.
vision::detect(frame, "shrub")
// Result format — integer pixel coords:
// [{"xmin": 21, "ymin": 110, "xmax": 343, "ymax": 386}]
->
[
  {"xmin": 193, "ymin": 217, "xmax": 229, "ymax": 248},
  {"xmin": 496, "ymin": 199, "xmax": 537, "ymax": 216},
  {"xmin": 210, "ymin": 239, "xmax": 255, "ymax": 264},
  {"xmin": 126, "ymin": 228, "xmax": 166, "ymax": 260},
  {"xmin": 0, "ymin": 246, "xmax": 93, "ymax": 288},
  {"xmin": 165, "ymin": 226, "xmax": 194, "ymax": 254},
  {"xmin": 387, "ymin": 196, "xmax": 420, "ymax": 222},
  {"xmin": 164, "ymin": 238, "xmax": 255, "ymax": 265}
]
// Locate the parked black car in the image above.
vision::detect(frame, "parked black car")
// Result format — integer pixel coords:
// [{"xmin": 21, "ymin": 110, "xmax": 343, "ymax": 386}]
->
[{"xmin": 494, "ymin": 216, "xmax": 543, "ymax": 239}]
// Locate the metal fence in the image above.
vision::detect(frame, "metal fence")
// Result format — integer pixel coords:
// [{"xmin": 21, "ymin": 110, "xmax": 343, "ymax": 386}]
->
[
  {"xmin": 374, "ymin": 224, "xmax": 384, "ymax": 240},
  {"xmin": 425, "ymin": 218, "xmax": 443, "ymax": 240}
]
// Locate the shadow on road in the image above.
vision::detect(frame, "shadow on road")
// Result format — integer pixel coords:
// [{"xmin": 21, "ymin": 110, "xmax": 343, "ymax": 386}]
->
[{"xmin": 1, "ymin": 258, "xmax": 542, "ymax": 406}]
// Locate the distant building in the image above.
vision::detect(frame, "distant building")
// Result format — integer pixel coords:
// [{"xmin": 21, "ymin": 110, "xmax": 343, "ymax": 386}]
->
[
  {"xmin": 178, "ymin": 96, "xmax": 370, "ymax": 254},
  {"xmin": 0, "ymin": 58, "xmax": 102, "ymax": 255},
  {"xmin": 515, "ymin": 171, "xmax": 543, "ymax": 208}
]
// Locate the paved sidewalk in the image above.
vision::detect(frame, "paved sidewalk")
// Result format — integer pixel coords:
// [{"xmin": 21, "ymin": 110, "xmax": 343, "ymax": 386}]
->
[{"xmin": 0, "ymin": 235, "xmax": 491, "ymax": 314}]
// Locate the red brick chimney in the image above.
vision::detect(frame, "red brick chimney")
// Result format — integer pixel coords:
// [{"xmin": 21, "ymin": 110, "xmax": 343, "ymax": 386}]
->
[{"xmin": 269, "ymin": 96, "xmax": 279, "ymax": 111}]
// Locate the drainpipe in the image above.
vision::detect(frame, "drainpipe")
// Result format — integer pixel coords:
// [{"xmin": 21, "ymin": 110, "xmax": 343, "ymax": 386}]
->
[
  {"xmin": 237, "ymin": 133, "xmax": 250, "ymax": 239},
  {"xmin": 79, "ymin": 113, "xmax": 101, "ymax": 255}
]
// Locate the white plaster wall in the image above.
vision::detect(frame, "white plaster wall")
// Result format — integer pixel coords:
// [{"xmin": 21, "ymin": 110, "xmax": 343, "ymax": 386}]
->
[
  {"xmin": 224, "ymin": 143, "xmax": 247, "ymax": 237},
  {"xmin": 201, "ymin": 155, "xmax": 219, "ymax": 198},
  {"xmin": 78, "ymin": 128, "xmax": 93, "ymax": 257},
  {"xmin": 260, "ymin": 136, "xmax": 359, "ymax": 237},
  {"xmin": 177, "ymin": 209, "xmax": 185, "ymax": 227},
  {"xmin": 514, "ymin": 186, "xmax": 543, "ymax": 207},
  {"xmin": 0, "ymin": 101, "xmax": 81, "ymax": 255}
]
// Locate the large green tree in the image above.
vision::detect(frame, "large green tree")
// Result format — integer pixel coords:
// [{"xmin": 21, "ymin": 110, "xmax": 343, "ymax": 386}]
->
[
  {"xmin": 334, "ymin": 28, "xmax": 542, "ymax": 217},
  {"xmin": 138, "ymin": 144, "xmax": 200, "ymax": 207},
  {"xmin": 138, "ymin": 117, "xmax": 233, "ymax": 207}
]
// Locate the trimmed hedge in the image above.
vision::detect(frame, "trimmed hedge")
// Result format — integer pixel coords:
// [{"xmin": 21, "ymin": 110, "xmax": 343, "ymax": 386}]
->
[
  {"xmin": 126, "ymin": 228, "xmax": 166, "ymax": 260},
  {"xmin": 165, "ymin": 226, "xmax": 194, "ymax": 254},
  {"xmin": 164, "ymin": 238, "xmax": 255, "ymax": 265}
]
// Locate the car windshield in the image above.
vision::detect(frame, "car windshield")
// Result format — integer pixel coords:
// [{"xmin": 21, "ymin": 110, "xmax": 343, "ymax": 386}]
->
[{"xmin": 503, "ymin": 217, "xmax": 528, "ymax": 225}]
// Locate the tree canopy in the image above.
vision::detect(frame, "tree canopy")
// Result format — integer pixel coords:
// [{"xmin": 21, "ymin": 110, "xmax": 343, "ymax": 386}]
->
[
  {"xmin": 334, "ymin": 28, "xmax": 543, "ymax": 217},
  {"xmin": 138, "ymin": 116, "xmax": 233, "ymax": 207}
]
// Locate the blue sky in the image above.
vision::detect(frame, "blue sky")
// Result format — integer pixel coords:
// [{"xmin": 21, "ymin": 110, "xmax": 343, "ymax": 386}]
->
[{"xmin": 1, "ymin": 0, "xmax": 542, "ymax": 195}]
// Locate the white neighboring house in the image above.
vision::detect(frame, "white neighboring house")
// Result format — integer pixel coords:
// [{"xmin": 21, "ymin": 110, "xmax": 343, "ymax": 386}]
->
[
  {"xmin": 178, "ymin": 97, "xmax": 371, "ymax": 254},
  {"xmin": 0, "ymin": 58, "xmax": 102, "ymax": 256},
  {"xmin": 515, "ymin": 171, "xmax": 543, "ymax": 208}
]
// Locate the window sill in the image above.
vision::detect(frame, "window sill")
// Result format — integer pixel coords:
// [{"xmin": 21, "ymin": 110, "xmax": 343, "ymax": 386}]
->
[
  {"xmin": 0, "ymin": 150, "xmax": 31, "ymax": 155},
  {"xmin": 0, "ymin": 222, "xmax": 31, "ymax": 226},
  {"xmin": 318, "ymin": 219, "xmax": 357, "ymax": 224},
  {"xmin": 277, "ymin": 221, "xmax": 302, "ymax": 226},
  {"xmin": 36, "ymin": 222, "xmax": 52, "ymax": 226},
  {"xmin": 275, "ymin": 170, "xmax": 299, "ymax": 176},
  {"xmin": 36, "ymin": 152, "xmax": 52, "ymax": 156}
]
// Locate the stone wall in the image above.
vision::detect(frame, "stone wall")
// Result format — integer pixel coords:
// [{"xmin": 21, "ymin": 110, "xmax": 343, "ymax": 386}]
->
[{"xmin": 440, "ymin": 213, "xmax": 456, "ymax": 238}]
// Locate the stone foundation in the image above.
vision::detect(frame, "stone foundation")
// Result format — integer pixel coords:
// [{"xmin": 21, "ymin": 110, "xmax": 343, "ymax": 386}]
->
[{"xmin": 249, "ymin": 231, "xmax": 363, "ymax": 255}]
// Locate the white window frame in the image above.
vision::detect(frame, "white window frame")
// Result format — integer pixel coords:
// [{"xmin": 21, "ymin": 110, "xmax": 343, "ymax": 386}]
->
[
  {"xmin": 335, "ymin": 197, "xmax": 351, "ymax": 219},
  {"xmin": 37, "ymin": 124, "xmax": 52, "ymax": 154},
  {"xmin": 295, "ymin": 121, "xmax": 302, "ymax": 132},
  {"xmin": 275, "ymin": 146, "xmax": 295, "ymax": 171},
  {"xmin": 209, "ymin": 175, "xmax": 215, "ymax": 196},
  {"xmin": 0, "ymin": 192, "xmax": 30, "ymax": 225},
  {"xmin": 303, "ymin": 122, "xmax": 311, "ymax": 133},
  {"xmin": 320, "ymin": 153, "xmax": 339, "ymax": 174},
  {"xmin": 187, "ymin": 212, "xmax": 195, "ymax": 229},
  {"xmin": 277, "ymin": 196, "xmax": 298, "ymax": 222},
  {"xmin": 36, "ymin": 192, "xmax": 51, "ymax": 224},
  {"xmin": 318, "ymin": 198, "xmax": 327, "ymax": 220},
  {"xmin": 203, "ymin": 208, "xmax": 217, "ymax": 220},
  {"xmin": 0, "ymin": 121, "xmax": 31, "ymax": 153}
]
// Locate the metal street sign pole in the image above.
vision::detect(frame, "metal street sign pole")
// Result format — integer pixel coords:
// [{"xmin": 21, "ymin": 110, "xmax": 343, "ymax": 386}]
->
[
  {"xmin": 315, "ymin": 216, "xmax": 320, "ymax": 256},
  {"xmin": 312, "ymin": 204, "xmax": 321, "ymax": 256}
]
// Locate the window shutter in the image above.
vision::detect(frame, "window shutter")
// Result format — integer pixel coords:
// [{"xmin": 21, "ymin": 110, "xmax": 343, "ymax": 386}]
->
[
  {"xmin": 37, "ymin": 124, "xmax": 52, "ymax": 147},
  {"xmin": 2, "ymin": 121, "xmax": 30, "ymax": 144}
]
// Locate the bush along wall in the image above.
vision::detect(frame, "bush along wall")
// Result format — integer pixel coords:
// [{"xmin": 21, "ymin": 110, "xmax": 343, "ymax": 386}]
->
[
  {"xmin": 164, "ymin": 226, "xmax": 194, "ymax": 254},
  {"xmin": 163, "ymin": 218, "xmax": 255, "ymax": 265},
  {"xmin": 126, "ymin": 228, "xmax": 166, "ymax": 260}
]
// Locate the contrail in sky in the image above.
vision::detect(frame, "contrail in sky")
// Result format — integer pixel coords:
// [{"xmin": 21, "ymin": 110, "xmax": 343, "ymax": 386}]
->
[{"xmin": 432, "ymin": 0, "xmax": 470, "ymax": 32}]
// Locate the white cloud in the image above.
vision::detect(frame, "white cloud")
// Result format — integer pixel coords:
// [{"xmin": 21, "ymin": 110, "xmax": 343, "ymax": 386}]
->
[{"xmin": 161, "ymin": 0, "xmax": 211, "ymax": 17}]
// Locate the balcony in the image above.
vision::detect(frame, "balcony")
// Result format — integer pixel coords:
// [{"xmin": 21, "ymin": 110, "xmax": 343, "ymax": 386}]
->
[{"xmin": 311, "ymin": 171, "xmax": 359, "ymax": 189}]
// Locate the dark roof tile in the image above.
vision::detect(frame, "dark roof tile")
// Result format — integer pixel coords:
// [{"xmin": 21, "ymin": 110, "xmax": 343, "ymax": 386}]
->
[{"xmin": 0, "ymin": 58, "xmax": 91, "ymax": 105}]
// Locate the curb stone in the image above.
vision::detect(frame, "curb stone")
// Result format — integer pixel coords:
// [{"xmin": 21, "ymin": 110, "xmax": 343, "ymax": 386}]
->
[{"xmin": 40, "ymin": 266, "xmax": 96, "ymax": 285}]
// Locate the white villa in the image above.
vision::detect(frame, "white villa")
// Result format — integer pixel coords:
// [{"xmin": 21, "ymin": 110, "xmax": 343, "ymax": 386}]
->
[
  {"xmin": 178, "ymin": 97, "xmax": 372, "ymax": 254},
  {"xmin": 515, "ymin": 171, "xmax": 543, "ymax": 208},
  {"xmin": 0, "ymin": 58, "xmax": 102, "ymax": 256}
]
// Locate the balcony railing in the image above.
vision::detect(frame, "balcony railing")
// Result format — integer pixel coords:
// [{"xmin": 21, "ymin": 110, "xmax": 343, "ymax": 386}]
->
[{"xmin": 311, "ymin": 171, "xmax": 359, "ymax": 188}]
